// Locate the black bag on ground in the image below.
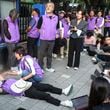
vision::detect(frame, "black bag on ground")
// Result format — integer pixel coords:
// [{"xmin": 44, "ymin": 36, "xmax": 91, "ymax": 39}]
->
[{"xmin": 71, "ymin": 95, "xmax": 89, "ymax": 110}]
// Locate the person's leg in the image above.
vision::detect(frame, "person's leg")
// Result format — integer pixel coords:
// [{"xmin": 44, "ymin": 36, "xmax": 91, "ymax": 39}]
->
[
  {"xmin": 67, "ymin": 37, "xmax": 74, "ymax": 67},
  {"xmin": 33, "ymin": 83, "xmax": 73, "ymax": 96},
  {"xmin": 97, "ymin": 54, "xmax": 110, "ymax": 62},
  {"xmin": 21, "ymin": 70, "xmax": 36, "ymax": 82},
  {"xmin": 33, "ymin": 38, "xmax": 39, "ymax": 58},
  {"xmin": 46, "ymin": 41, "xmax": 55, "ymax": 69},
  {"xmin": 74, "ymin": 38, "xmax": 83, "ymax": 68},
  {"xmin": 32, "ymin": 83, "xmax": 62, "ymax": 94},
  {"xmin": 27, "ymin": 37, "xmax": 34, "ymax": 57},
  {"xmin": 38, "ymin": 40, "xmax": 48, "ymax": 69},
  {"xmin": 6, "ymin": 43, "xmax": 17, "ymax": 68},
  {"xmin": 53, "ymin": 38, "xmax": 60, "ymax": 55},
  {"xmin": 25, "ymin": 86, "xmax": 73, "ymax": 107},
  {"xmin": 25, "ymin": 86, "xmax": 61, "ymax": 106},
  {"xmin": 108, "ymin": 27, "xmax": 110, "ymax": 37},
  {"xmin": 104, "ymin": 27, "xmax": 107, "ymax": 37}
]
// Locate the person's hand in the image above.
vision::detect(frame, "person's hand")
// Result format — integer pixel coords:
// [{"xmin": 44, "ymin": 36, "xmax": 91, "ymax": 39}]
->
[
  {"xmin": 74, "ymin": 26, "xmax": 77, "ymax": 31},
  {"xmin": 56, "ymin": 33, "xmax": 59, "ymax": 38},
  {"xmin": 71, "ymin": 26, "xmax": 77, "ymax": 32}
]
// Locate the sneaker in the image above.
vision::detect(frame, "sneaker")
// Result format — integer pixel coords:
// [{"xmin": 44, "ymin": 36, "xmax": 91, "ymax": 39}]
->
[
  {"xmin": 65, "ymin": 54, "xmax": 68, "ymax": 57},
  {"xmin": 45, "ymin": 68, "xmax": 55, "ymax": 72},
  {"xmin": 73, "ymin": 67, "xmax": 78, "ymax": 70},
  {"xmin": 61, "ymin": 55, "xmax": 64, "ymax": 59},
  {"xmin": 66, "ymin": 66, "xmax": 70, "ymax": 69},
  {"xmin": 61, "ymin": 100, "xmax": 73, "ymax": 107},
  {"xmin": 92, "ymin": 57, "xmax": 97, "ymax": 62},
  {"xmin": 53, "ymin": 54, "xmax": 57, "ymax": 58},
  {"xmin": 62, "ymin": 84, "xmax": 73, "ymax": 96},
  {"xmin": 92, "ymin": 57, "xmax": 98, "ymax": 64},
  {"xmin": 56, "ymin": 58, "xmax": 62, "ymax": 61}
]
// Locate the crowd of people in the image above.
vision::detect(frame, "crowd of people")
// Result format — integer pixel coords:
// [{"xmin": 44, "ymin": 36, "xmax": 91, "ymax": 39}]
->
[{"xmin": 0, "ymin": 1, "xmax": 110, "ymax": 110}]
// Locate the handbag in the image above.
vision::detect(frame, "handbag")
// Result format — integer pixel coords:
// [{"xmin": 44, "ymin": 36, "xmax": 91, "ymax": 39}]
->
[
  {"xmin": 11, "ymin": 79, "xmax": 32, "ymax": 93},
  {"xmin": 71, "ymin": 95, "xmax": 89, "ymax": 110}
]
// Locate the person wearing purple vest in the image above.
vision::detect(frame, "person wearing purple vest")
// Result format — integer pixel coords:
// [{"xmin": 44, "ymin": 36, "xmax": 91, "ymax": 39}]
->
[
  {"xmin": 104, "ymin": 10, "xmax": 110, "ymax": 37},
  {"xmin": 87, "ymin": 10, "xmax": 96, "ymax": 33},
  {"xmin": 3, "ymin": 9, "xmax": 20, "ymax": 69},
  {"xmin": 0, "ymin": 71, "xmax": 73, "ymax": 107},
  {"xmin": 53, "ymin": 11, "xmax": 70, "ymax": 59},
  {"xmin": 94, "ymin": 11, "xmax": 104, "ymax": 35},
  {"xmin": 37, "ymin": 2, "xmax": 59, "ymax": 72},
  {"xmin": 13, "ymin": 46, "xmax": 43, "ymax": 83},
  {"xmin": 26, "ymin": 8, "xmax": 40, "ymax": 58}
]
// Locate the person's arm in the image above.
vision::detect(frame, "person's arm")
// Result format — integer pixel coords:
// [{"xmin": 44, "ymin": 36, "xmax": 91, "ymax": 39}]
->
[
  {"xmin": 3, "ymin": 70, "xmax": 19, "ymax": 76},
  {"xmin": 26, "ymin": 18, "xmax": 36, "ymax": 32},
  {"xmin": 37, "ymin": 16, "xmax": 43, "ymax": 30},
  {"xmin": 22, "ymin": 58, "xmax": 36, "ymax": 81},
  {"xmin": 99, "ymin": 18, "xmax": 104, "ymax": 28},
  {"xmin": 75, "ymin": 21, "xmax": 87, "ymax": 37},
  {"xmin": 3, "ymin": 20, "xmax": 11, "ymax": 39}
]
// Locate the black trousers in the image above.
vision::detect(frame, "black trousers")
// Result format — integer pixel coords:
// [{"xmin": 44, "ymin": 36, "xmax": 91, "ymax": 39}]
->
[
  {"xmin": 67, "ymin": 37, "xmax": 83, "ymax": 67},
  {"xmin": 53, "ymin": 38, "xmax": 67, "ymax": 55},
  {"xmin": 97, "ymin": 54, "xmax": 110, "ymax": 62},
  {"xmin": 25, "ymin": 83, "xmax": 62, "ymax": 106},
  {"xmin": 104, "ymin": 27, "xmax": 110, "ymax": 37},
  {"xmin": 6, "ymin": 43, "xmax": 18, "ymax": 68},
  {"xmin": 38, "ymin": 40, "xmax": 55, "ymax": 69},
  {"xmin": 27, "ymin": 37, "xmax": 39, "ymax": 58}
]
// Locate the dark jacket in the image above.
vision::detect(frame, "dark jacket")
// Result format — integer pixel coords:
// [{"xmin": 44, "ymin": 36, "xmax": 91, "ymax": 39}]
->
[
  {"xmin": 70, "ymin": 19, "xmax": 87, "ymax": 39},
  {"xmin": 93, "ymin": 103, "xmax": 110, "ymax": 110}
]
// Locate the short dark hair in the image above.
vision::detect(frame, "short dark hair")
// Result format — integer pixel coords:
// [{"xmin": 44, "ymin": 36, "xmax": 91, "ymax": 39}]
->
[
  {"xmin": 32, "ymin": 8, "xmax": 40, "ymax": 16},
  {"xmin": 76, "ymin": 9, "xmax": 85, "ymax": 16},
  {"xmin": 9, "ymin": 8, "xmax": 18, "ymax": 18},
  {"xmin": 88, "ymin": 77, "xmax": 110, "ymax": 110},
  {"xmin": 16, "ymin": 108, "xmax": 26, "ymax": 110},
  {"xmin": 13, "ymin": 46, "xmax": 26, "ymax": 56}
]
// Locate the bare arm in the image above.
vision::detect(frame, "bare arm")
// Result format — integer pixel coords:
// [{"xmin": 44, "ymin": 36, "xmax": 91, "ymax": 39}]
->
[
  {"xmin": 3, "ymin": 70, "xmax": 19, "ymax": 76},
  {"xmin": 22, "ymin": 73, "xmax": 33, "ymax": 81}
]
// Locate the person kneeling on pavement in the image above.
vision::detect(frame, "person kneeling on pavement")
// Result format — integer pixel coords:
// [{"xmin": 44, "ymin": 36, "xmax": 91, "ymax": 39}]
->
[
  {"xmin": 11, "ymin": 46, "xmax": 44, "ymax": 83},
  {"xmin": 92, "ymin": 37, "xmax": 110, "ymax": 64},
  {"xmin": 0, "ymin": 71, "xmax": 73, "ymax": 107}
]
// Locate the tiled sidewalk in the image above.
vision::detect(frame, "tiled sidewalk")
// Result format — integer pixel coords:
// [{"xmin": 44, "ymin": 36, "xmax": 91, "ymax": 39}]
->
[{"xmin": 0, "ymin": 53, "xmax": 96, "ymax": 110}]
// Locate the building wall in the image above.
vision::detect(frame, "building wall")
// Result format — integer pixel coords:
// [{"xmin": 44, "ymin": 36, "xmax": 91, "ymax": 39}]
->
[{"xmin": 0, "ymin": 1, "xmax": 16, "ymax": 19}]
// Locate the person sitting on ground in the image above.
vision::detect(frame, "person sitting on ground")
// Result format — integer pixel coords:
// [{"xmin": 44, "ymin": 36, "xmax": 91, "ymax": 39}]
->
[
  {"xmin": 84, "ymin": 31, "xmax": 96, "ymax": 51},
  {"xmin": 88, "ymin": 77, "xmax": 110, "ymax": 110},
  {"xmin": 92, "ymin": 37, "xmax": 110, "ymax": 63},
  {"xmin": 10, "ymin": 46, "xmax": 44, "ymax": 83},
  {"xmin": 0, "ymin": 71, "xmax": 73, "ymax": 108}
]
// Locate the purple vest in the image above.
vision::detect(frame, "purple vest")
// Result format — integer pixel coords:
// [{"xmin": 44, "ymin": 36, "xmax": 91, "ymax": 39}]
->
[
  {"xmin": 61, "ymin": 18, "xmax": 69, "ymax": 38},
  {"xmin": 87, "ymin": 17, "xmax": 96, "ymax": 30},
  {"xmin": 40, "ymin": 14, "xmax": 58, "ymax": 40},
  {"xmin": 27, "ymin": 16, "xmax": 40, "ymax": 38},
  {"xmin": 104, "ymin": 15, "xmax": 110, "ymax": 27},
  {"xmin": 95, "ymin": 17, "xmax": 104, "ymax": 28},
  {"xmin": 2, "ymin": 79, "xmax": 23, "ymax": 96},
  {"xmin": 19, "ymin": 55, "xmax": 43, "ymax": 78},
  {"xmin": 5, "ymin": 16, "xmax": 20, "ymax": 43},
  {"xmin": 0, "ymin": 34, "xmax": 2, "ymax": 43}
]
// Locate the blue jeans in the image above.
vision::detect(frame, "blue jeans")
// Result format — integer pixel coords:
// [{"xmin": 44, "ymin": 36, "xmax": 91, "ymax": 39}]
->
[{"xmin": 21, "ymin": 70, "xmax": 42, "ymax": 83}]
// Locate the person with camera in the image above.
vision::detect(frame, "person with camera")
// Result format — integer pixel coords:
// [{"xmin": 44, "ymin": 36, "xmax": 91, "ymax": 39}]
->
[{"xmin": 66, "ymin": 10, "xmax": 87, "ymax": 70}]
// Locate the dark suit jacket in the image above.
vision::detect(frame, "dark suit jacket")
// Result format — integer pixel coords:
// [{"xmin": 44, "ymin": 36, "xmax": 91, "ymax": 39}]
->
[{"xmin": 70, "ymin": 19, "xmax": 87, "ymax": 38}]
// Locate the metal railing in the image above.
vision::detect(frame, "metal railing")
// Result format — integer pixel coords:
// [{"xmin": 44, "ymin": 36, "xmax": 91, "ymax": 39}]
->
[{"xmin": 19, "ymin": 2, "xmax": 33, "ymax": 42}]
